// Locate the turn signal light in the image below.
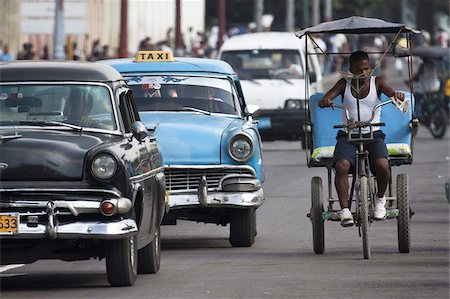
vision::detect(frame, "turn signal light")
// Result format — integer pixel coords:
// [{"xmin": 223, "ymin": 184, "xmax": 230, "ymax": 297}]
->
[{"xmin": 100, "ymin": 200, "xmax": 116, "ymax": 216}]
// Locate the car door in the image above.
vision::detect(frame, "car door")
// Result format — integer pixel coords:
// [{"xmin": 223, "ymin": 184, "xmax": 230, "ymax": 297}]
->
[
  {"xmin": 119, "ymin": 90, "xmax": 155, "ymax": 244},
  {"xmin": 128, "ymin": 90, "xmax": 165, "ymax": 235}
]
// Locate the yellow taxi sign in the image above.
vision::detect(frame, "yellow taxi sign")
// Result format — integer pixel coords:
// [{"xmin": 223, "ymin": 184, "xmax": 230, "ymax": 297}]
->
[{"xmin": 134, "ymin": 51, "xmax": 174, "ymax": 62}]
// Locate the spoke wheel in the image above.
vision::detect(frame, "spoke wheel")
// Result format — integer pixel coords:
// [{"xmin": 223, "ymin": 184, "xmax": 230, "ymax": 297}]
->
[
  {"xmin": 106, "ymin": 234, "xmax": 138, "ymax": 287},
  {"xmin": 397, "ymin": 173, "xmax": 411, "ymax": 253},
  {"xmin": 358, "ymin": 176, "xmax": 371, "ymax": 259},
  {"xmin": 311, "ymin": 176, "xmax": 325, "ymax": 254},
  {"xmin": 138, "ymin": 226, "xmax": 161, "ymax": 274}
]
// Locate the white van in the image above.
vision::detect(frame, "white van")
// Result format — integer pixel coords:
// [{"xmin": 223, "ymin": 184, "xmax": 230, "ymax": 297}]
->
[{"xmin": 218, "ymin": 32, "xmax": 323, "ymax": 145}]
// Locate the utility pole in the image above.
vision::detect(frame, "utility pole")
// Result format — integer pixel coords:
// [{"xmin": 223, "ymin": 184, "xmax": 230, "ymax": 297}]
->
[
  {"xmin": 303, "ymin": 0, "xmax": 309, "ymax": 28},
  {"xmin": 217, "ymin": 0, "xmax": 226, "ymax": 49},
  {"xmin": 53, "ymin": 0, "xmax": 65, "ymax": 60},
  {"xmin": 312, "ymin": 0, "xmax": 320, "ymax": 26},
  {"xmin": 285, "ymin": 0, "xmax": 295, "ymax": 32},
  {"xmin": 324, "ymin": 0, "xmax": 332, "ymax": 21},
  {"xmin": 175, "ymin": 0, "xmax": 183, "ymax": 55},
  {"xmin": 254, "ymin": 0, "xmax": 263, "ymax": 32},
  {"xmin": 118, "ymin": 0, "xmax": 128, "ymax": 58}
]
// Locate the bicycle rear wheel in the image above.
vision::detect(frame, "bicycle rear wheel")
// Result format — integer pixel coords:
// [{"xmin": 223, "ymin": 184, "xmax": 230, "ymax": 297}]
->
[{"xmin": 358, "ymin": 176, "xmax": 371, "ymax": 259}]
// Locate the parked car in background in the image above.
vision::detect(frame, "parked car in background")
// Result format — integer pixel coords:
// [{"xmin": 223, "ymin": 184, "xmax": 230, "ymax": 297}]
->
[
  {"xmin": 101, "ymin": 51, "xmax": 265, "ymax": 247},
  {"xmin": 218, "ymin": 32, "xmax": 323, "ymax": 147},
  {"xmin": 0, "ymin": 61, "xmax": 167, "ymax": 287}
]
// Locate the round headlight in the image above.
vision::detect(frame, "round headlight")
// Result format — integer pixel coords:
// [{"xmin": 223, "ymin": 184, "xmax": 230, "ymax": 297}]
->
[
  {"xmin": 91, "ymin": 154, "xmax": 117, "ymax": 180},
  {"xmin": 229, "ymin": 134, "xmax": 254, "ymax": 162},
  {"xmin": 285, "ymin": 99, "xmax": 304, "ymax": 110}
]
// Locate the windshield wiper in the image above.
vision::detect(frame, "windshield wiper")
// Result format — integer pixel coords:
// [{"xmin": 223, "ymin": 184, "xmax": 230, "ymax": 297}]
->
[
  {"xmin": 181, "ymin": 106, "xmax": 211, "ymax": 115},
  {"xmin": 3, "ymin": 120, "xmax": 83, "ymax": 132},
  {"xmin": 0, "ymin": 132, "xmax": 22, "ymax": 141}
]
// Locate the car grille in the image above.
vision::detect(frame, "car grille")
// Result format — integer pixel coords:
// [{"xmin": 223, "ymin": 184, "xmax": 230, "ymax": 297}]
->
[{"xmin": 165, "ymin": 166, "xmax": 255, "ymax": 192}]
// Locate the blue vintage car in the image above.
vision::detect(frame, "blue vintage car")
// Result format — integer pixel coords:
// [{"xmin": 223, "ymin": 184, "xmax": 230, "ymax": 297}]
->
[{"xmin": 100, "ymin": 51, "xmax": 264, "ymax": 247}]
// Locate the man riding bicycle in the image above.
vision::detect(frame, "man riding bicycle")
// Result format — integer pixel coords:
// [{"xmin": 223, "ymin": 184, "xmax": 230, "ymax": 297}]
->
[{"xmin": 318, "ymin": 51, "xmax": 405, "ymax": 227}]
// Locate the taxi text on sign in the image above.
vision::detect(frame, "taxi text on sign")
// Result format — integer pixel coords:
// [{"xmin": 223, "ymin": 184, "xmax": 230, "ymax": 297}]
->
[{"xmin": 135, "ymin": 51, "xmax": 175, "ymax": 62}]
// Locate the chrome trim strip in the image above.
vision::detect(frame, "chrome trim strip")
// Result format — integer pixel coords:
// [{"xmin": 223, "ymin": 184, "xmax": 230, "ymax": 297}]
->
[
  {"xmin": 131, "ymin": 166, "xmax": 164, "ymax": 183},
  {"xmin": 164, "ymin": 164, "xmax": 256, "ymax": 175},
  {"xmin": 0, "ymin": 188, "xmax": 122, "ymax": 197}
]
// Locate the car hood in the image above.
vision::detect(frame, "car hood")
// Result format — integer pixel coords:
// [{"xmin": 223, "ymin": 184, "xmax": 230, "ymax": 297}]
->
[
  {"xmin": 240, "ymin": 79, "xmax": 310, "ymax": 109},
  {"xmin": 0, "ymin": 130, "xmax": 106, "ymax": 181},
  {"xmin": 140, "ymin": 112, "xmax": 236, "ymax": 165}
]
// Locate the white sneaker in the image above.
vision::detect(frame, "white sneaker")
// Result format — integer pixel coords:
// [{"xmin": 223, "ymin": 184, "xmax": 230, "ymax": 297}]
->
[
  {"xmin": 373, "ymin": 196, "xmax": 386, "ymax": 220},
  {"xmin": 340, "ymin": 208, "xmax": 354, "ymax": 227}
]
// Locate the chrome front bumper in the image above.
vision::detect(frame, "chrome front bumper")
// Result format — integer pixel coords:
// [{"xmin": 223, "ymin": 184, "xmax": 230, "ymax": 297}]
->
[
  {"xmin": 168, "ymin": 189, "xmax": 264, "ymax": 209},
  {"xmin": 0, "ymin": 198, "xmax": 137, "ymax": 240},
  {"xmin": 4, "ymin": 218, "xmax": 138, "ymax": 239},
  {"xmin": 165, "ymin": 167, "xmax": 265, "ymax": 209}
]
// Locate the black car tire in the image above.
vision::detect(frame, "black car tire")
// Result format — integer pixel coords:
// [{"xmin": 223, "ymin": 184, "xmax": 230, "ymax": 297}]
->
[
  {"xmin": 106, "ymin": 234, "xmax": 138, "ymax": 287},
  {"xmin": 137, "ymin": 227, "xmax": 161, "ymax": 274},
  {"xmin": 229, "ymin": 208, "xmax": 255, "ymax": 247}
]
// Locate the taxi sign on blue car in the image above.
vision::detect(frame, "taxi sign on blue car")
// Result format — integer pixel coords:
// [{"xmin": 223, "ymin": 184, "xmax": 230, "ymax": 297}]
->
[{"xmin": 134, "ymin": 51, "xmax": 174, "ymax": 62}]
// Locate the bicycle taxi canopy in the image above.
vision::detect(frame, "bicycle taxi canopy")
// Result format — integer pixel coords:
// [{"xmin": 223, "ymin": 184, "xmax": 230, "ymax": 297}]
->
[{"xmin": 295, "ymin": 16, "xmax": 420, "ymax": 168}]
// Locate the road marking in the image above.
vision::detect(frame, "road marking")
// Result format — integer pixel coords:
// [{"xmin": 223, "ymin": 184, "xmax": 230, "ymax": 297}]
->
[{"xmin": 0, "ymin": 264, "xmax": 25, "ymax": 273}]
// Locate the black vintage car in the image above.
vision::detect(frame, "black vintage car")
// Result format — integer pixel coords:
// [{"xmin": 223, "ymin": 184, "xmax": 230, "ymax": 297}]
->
[{"xmin": 0, "ymin": 61, "xmax": 167, "ymax": 286}]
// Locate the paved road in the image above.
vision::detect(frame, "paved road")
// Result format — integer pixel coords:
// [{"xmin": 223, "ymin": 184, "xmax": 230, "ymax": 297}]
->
[{"xmin": 1, "ymin": 126, "xmax": 448, "ymax": 299}]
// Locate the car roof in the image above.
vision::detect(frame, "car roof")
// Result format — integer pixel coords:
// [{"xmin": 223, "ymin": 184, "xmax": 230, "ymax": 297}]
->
[
  {"xmin": 219, "ymin": 32, "xmax": 305, "ymax": 51},
  {"xmin": 0, "ymin": 61, "xmax": 123, "ymax": 83},
  {"xmin": 100, "ymin": 57, "xmax": 236, "ymax": 76}
]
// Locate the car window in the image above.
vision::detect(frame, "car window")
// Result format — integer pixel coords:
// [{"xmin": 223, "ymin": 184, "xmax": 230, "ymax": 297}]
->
[
  {"xmin": 0, "ymin": 84, "xmax": 116, "ymax": 130},
  {"xmin": 125, "ymin": 75, "xmax": 239, "ymax": 115},
  {"xmin": 221, "ymin": 50, "xmax": 305, "ymax": 80}
]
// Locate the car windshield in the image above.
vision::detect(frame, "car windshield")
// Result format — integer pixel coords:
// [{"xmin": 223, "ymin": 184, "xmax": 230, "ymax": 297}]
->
[
  {"xmin": 125, "ymin": 75, "xmax": 239, "ymax": 115},
  {"xmin": 221, "ymin": 49, "xmax": 305, "ymax": 80},
  {"xmin": 0, "ymin": 84, "xmax": 116, "ymax": 130}
]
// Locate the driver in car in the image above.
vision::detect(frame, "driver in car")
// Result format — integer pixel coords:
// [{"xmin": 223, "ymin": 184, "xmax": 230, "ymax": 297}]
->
[
  {"xmin": 318, "ymin": 51, "xmax": 405, "ymax": 227},
  {"xmin": 272, "ymin": 55, "xmax": 302, "ymax": 77}
]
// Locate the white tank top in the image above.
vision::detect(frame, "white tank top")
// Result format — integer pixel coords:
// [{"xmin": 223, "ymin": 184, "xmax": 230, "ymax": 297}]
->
[{"xmin": 343, "ymin": 76, "xmax": 381, "ymax": 134}]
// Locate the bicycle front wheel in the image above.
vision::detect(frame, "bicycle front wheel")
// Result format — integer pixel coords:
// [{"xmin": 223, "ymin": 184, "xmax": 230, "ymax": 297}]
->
[
  {"xmin": 359, "ymin": 176, "xmax": 371, "ymax": 259},
  {"xmin": 397, "ymin": 173, "xmax": 410, "ymax": 253},
  {"xmin": 311, "ymin": 177, "xmax": 325, "ymax": 254}
]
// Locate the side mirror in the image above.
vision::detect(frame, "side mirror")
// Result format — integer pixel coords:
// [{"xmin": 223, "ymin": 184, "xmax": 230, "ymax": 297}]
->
[
  {"xmin": 131, "ymin": 121, "xmax": 148, "ymax": 142},
  {"xmin": 245, "ymin": 104, "xmax": 261, "ymax": 118}
]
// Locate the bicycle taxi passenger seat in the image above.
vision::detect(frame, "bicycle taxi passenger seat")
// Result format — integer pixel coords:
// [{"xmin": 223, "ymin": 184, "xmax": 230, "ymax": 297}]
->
[{"xmin": 308, "ymin": 92, "xmax": 415, "ymax": 167}]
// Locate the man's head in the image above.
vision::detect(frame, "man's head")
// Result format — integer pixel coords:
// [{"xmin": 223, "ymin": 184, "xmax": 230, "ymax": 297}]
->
[
  {"xmin": 282, "ymin": 55, "xmax": 295, "ymax": 68},
  {"xmin": 349, "ymin": 51, "xmax": 371, "ymax": 77}
]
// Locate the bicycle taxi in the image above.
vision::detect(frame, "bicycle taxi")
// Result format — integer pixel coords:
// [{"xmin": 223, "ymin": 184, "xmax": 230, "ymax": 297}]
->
[{"xmin": 296, "ymin": 16, "xmax": 420, "ymax": 259}]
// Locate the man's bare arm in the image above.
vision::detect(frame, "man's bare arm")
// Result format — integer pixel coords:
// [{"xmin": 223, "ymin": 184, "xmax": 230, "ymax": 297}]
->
[
  {"xmin": 376, "ymin": 76, "xmax": 405, "ymax": 101},
  {"xmin": 318, "ymin": 78, "xmax": 346, "ymax": 108}
]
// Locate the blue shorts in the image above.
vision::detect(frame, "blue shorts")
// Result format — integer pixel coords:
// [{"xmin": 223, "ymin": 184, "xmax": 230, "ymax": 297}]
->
[{"xmin": 333, "ymin": 130, "xmax": 389, "ymax": 175}]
